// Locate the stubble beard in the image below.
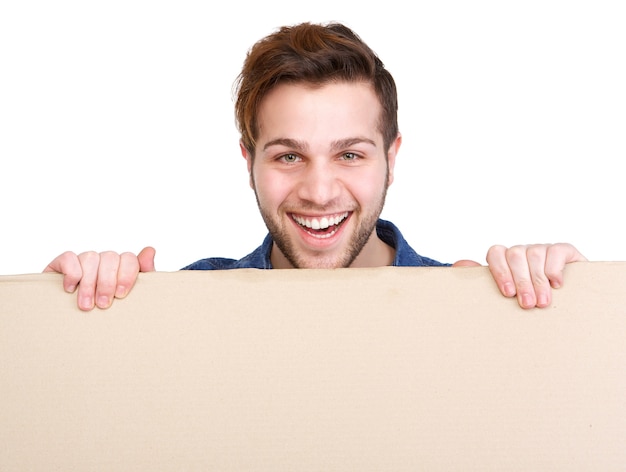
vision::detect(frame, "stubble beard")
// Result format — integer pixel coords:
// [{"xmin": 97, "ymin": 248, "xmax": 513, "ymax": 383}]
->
[{"xmin": 253, "ymin": 174, "xmax": 389, "ymax": 269}]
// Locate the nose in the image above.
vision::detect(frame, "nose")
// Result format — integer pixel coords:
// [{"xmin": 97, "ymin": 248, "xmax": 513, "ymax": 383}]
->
[{"xmin": 296, "ymin": 160, "xmax": 341, "ymax": 206}]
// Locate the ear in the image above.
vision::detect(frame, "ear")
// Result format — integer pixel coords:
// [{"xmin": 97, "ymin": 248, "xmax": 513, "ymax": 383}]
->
[
  {"xmin": 386, "ymin": 132, "xmax": 402, "ymax": 186},
  {"xmin": 240, "ymin": 140, "xmax": 254, "ymax": 189}
]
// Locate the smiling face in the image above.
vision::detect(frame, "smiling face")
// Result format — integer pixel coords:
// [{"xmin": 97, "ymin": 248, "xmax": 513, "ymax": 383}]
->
[{"xmin": 241, "ymin": 81, "xmax": 401, "ymax": 269}]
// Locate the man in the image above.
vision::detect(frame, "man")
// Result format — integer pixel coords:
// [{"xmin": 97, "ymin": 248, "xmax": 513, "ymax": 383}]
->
[{"xmin": 44, "ymin": 22, "xmax": 587, "ymax": 311}]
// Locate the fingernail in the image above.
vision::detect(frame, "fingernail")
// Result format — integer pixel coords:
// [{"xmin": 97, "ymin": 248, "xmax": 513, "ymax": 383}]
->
[
  {"xmin": 521, "ymin": 293, "xmax": 534, "ymax": 308},
  {"xmin": 79, "ymin": 296, "xmax": 94, "ymax": 311},
  {"xmin": 116, "ymin": 285, "xmax": 127, "ymax": 298},
  {"xmin": 503, "ymin": 282, "xmax": 516, "ymax": 297},
  {"xmin": 97, "ymin": 295, "xmax": 110, "ymax": 308}
]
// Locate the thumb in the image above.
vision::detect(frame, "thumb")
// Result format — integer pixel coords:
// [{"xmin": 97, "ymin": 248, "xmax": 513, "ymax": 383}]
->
[
  {"xmin": 138, "ymin": 246, "xmax": 156, "ymax": 272},
  {"xmin": 452, "ymin": 259, "xmax": 482, "ymax": 267}
]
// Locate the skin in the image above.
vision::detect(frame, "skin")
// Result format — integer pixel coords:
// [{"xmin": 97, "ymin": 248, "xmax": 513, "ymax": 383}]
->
[{"xmin": 43, "ymin": 81, "xmax": 587, "ymax": 311}]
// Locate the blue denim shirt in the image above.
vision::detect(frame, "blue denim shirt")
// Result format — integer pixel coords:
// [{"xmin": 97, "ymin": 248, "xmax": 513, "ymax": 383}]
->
[{"xmin": 182, "ymin": 219, "xmax": 449, "ymax": 270}]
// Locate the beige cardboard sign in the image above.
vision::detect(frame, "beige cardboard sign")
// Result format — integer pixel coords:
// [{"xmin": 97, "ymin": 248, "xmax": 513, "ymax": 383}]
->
[{"xmin": 1, "ymin": 262, "xmax": 625, "ymax": 471}]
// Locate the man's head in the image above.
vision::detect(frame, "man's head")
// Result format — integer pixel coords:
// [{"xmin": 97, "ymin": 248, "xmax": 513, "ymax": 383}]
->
[{"xmin": 234, "ymin": 22, "xmax": 402, "ymax": 269}]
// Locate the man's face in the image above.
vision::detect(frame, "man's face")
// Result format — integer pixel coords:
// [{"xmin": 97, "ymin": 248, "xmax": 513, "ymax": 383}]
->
[{"xmin": 242, "ymin": 81, "xmax": 400, "ymax": 269}]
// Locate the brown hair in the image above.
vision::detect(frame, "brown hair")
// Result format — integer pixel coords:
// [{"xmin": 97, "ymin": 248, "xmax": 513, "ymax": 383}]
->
[{"xmin": 234, "ymin": 22, "xmax": 399, "ymax": 157}]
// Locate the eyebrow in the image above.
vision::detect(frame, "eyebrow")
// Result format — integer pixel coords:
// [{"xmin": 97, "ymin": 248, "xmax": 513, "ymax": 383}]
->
[
  {"xmin": 263, "ymin": 138, "xmax": 307, "ymax": 152},
  {"xmin": 330, "ymin": 137, "xmax": 377, "ymax": 151},
  {"xmin": 263, "ymin": 137, "xmax": 377, "ymax": 152}
]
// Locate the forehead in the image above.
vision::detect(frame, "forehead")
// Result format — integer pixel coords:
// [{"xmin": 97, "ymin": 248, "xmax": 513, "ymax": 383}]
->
[{"xmin": 256, "ymin": 81, "xmax": 383, "ymax": 147}]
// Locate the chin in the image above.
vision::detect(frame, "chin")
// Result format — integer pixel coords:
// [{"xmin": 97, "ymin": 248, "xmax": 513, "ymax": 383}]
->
[{"xmin": 293, "ymin": 249, "xmax": 357, "ymax": 269}]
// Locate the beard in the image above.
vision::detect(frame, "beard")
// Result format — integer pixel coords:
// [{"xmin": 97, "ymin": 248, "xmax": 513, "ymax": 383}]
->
[{"xmin": 253, "ymin": 171, "xmax": 390, "ymax": 269}]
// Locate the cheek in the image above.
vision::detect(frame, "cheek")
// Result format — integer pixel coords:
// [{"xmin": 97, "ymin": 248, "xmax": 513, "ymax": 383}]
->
[
  {"xmin": 252, "ymin": 170, "xmax": 292, "ymax": 206},
  {"xmin": 347, "ymin": 167, "xmax": 389, "ymax": 202}
]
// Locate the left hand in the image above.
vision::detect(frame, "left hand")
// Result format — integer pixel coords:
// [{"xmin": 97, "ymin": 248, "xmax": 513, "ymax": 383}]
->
[{"xmin": 453, "ymin": 243, "xmax": 587, "ymax": 309}]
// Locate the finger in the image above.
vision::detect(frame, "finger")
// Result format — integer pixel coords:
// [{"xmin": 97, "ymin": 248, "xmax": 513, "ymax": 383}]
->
[
  {"xmin": 486, "ymin": 245, "xmax": 516, "ymax": 298},
  {"xmin": 525, "ymin": 244, "xmax": 551, "ymax": 308},
  {"xmin": 503, "ymin": 245, "xmax": 538, "ymax": 309},
  {"xmin": 544, "ymin": 243, "xmax": 588, "ymax": 289},
  {"xmin": 115, "ymin": 252, "xmax": 141, "ymax": 299},
  {"xmin": 137, "ymin": 246, "xmax": 156, "ymax": 272},
  {"xmin": 75, "ymin": 251, "xmax": 101, "ymax": 311},
  {"xmin": 94, "ymin": 251, "xmax": 121, "ymax": 309},
  {"xmin": 43, "ymin": 251, "xmax": 82, "ymax": 293}
]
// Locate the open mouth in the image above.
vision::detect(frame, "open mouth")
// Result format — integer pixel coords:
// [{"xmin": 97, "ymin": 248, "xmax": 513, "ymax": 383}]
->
[{"xmin": 291, "ymin": 211, "xmax": 350, "ymax": 239}]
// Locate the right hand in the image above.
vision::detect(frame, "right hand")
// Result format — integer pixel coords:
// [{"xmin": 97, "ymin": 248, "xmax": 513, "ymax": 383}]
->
[{"xmin": 43, "ymin": 246, "xmax": 156, "ymax": 311}]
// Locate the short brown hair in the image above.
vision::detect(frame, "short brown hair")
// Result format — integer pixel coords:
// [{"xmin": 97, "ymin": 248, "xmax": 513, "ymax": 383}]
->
[{"xmin": 234, "ymin": 22, "xmax": 399, "ymax": 157}]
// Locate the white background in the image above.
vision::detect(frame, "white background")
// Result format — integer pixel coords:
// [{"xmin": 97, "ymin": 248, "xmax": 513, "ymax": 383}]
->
[{"xmin": 1, "ymin": 0, "xmax": 624, "ymax": 276}]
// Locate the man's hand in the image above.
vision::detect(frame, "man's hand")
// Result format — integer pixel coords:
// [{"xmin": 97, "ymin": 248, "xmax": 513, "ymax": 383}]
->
[
  {"xmin": 43, "ymin": 246, "xmax": 156, "ymax": 311},
  {"xmin": 486, "ymin": 243, "xmax": 587, "ymax": 309},
  {"xmin": 453, "ymin": 243, "xmax": 587, "ymax": 309}
]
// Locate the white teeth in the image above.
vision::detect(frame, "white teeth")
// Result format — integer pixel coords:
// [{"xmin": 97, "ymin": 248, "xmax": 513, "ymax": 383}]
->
[{"xmin": 293, "ymin": 212, "xmax": 348, "ymax": 230}]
